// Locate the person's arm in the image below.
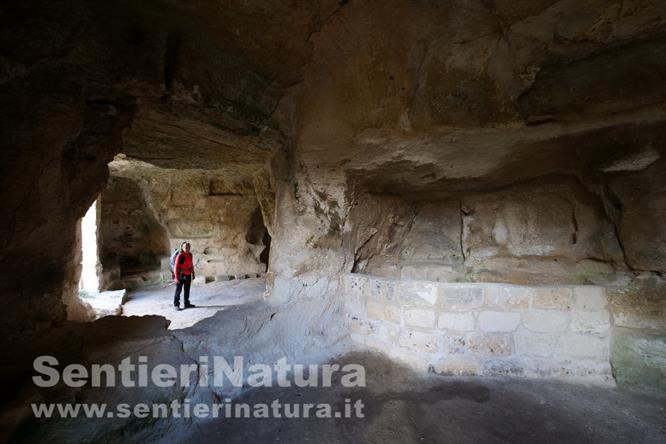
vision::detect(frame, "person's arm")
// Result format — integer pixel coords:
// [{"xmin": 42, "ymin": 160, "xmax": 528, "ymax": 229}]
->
[{"xmin": 174, "ymin": 253, "xmax": 181, "ymax": 281}]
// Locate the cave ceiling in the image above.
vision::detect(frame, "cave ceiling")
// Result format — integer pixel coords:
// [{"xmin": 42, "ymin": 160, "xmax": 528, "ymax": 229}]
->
[{"xmin": 3, "ymin": 0, "xmax": 665, "ymax": 188}]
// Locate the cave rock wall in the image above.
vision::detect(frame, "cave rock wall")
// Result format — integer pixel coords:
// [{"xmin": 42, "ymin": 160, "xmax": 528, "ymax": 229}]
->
[
  {"xmin": 346, "ymin": 177, "xmax": 625, "ymax": 285},
  {"xmin": 108, "ymin": 159, "xmax": 273, "ymax": 283}
]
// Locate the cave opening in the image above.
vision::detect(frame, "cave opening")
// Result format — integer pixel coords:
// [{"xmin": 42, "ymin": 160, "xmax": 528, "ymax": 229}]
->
[
  {"xmin": 246, "ymin": 206, "xmax": 271, "ymax": 272},
  {"xmin": 79, "ymin": 199, "xmax": 100, "ymax": 296},
  {"xmin": 260, "ymin": 229, "xmax": 271, "ymax": 271}
]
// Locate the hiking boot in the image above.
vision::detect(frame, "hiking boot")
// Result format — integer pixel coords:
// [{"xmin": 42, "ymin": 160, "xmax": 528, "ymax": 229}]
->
[{"xmin": 184, "ymin": 303, "xmax": 196, "ymax": 309}]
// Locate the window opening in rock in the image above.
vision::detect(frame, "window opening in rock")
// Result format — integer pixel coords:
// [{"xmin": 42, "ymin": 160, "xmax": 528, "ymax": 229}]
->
[{"xmin": 79, "ymin": 199, "xmax": 100, "ymax": 296}]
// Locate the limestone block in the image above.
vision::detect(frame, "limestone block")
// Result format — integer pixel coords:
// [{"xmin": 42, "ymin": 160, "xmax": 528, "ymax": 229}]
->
[
  {"xmin": 523, "ymin": 311, "xmax": 569, "ymax": 332},
  {"xmin": 377, "ymin": 322, "xmax": 401, "ymax": 343},
  {"xmin": 169, "ymin": 218, "xmax": 215, "ymax": 238},
  {"xmin": 440, "ymin": 285, "xmax": 483, "ymax": 310},
  {"xmin": 363, "ymin": 336, "xmax": 393, "ymax": 353},
  {"xmin": 363, "ymin": 277, "xmax": 389, "ymax": 301},
  {"xmin": 343, "ymin": 301, "xmax": 365, "ymax": 319},
  {"xmin": 345, "ymin": 274, "xmax": 364, "ymax": 295},
  {"xmin": 610, "ymin": 273, "xmax": 666, "ymax": 331},
  {"xmin": 344, "ymin": 283, "xmax": 365, "ymax": 305},
  {"xmin": 484, "ymin": 285, "xmax": 531, "ymax": 310},
  {"xmin": 478, "ymin": 311, "xmax": 521, "ymax": 332},
  {"xmin": 463, "ymin": 194, "xmax": 577, "ymax": 260},
  {"xmin": 514, "ymin": 334, "xmax": 557, "ymax": 358},
  {"xmin": 398, "ymin": 280, "xmax": 438, "ymax": 306},
  {"xmin": 404, "ymin": 308, "xmax": 436, "ymax": 328},
  {"xmin": 518, "ymin": 359, "xmax": 613, "ymax": 383},
  {"xmin": 468, "ymin": 333, "xmax": 512, "ymax": 356},
  {"xmin": 574, "ymin": 286, "xmax": 607, "ymax": 311},
  {"xmin": 433, "ymin": 357, "xmax": 480, "ymax": 376},
  {"xmin": 441, "ymin": 335, "xmax": 468, "ymax": 354},
  {"xmin": 384, "ymin": 348, "xmax": 432, "ymax": 373},
  {"xmin": 481, "ymin": 359, "xmax": 524, "ymax": 377},
  {"xmin": 349, "ymin": 316, "xmax": 376, "ymax": 336},
  {"xmin": 556, "ymin": 334, "xmax": 608, "ymax": 360},
  {"xmin": 349, "ymin": 333, "xmax": 369, "ymax": 347},
  {"xmin": 570, "ymin": 311, "xmax": 610, "ymax": 335},
  {"xmin": 398, "ymin": 330, "xmax": 438, "ymax": 353},
  {"xmin": 367, "ymin": 302, "xmax": 401, "ymax": 324},
  {"xmin": 383, "ymin": 280, "xmax": 398, "ymax": 303},
  {"xmin": 400, "ymin": 264, "xmax": 459, "ymax": 282},
  {"xmin": 399, "ymin": 201, "xmax": 463, "ymax": 265},
  {"xmin": 533, "ymin": 287, "xmax": 574, "ymax": 310},
  {"xmin": 84, "ymin": 290, "xmax": 127, "ymax": 319},
  {"xmin": 438, "ymin": 312, "xmax": 475, "ymax": 331},
  {"xmin": 611, "ymin": 327, "xmax": 666, "ymax": 393}
]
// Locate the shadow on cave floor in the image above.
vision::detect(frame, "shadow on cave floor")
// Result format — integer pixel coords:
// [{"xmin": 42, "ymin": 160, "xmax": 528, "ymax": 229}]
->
[
  {"xmin": 186, "ymin": 352, "xmax": 666, "ymax": 444},
  {"xmin": 121, "ymin": 277, "xmax": 265, "ymax": 329}
]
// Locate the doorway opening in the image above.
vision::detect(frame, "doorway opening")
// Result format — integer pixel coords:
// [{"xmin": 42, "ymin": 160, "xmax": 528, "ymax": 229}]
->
[
  {"xmin": 79, "ymin": 200, "xmax": 100, "ymax": 295},
  {"xmin": 260, "ymin": 229, "xmax": 271, "ymax": 271},
  {"xmin": 246, "ymin": 207, "xmax": 271, "ymax": 272}
]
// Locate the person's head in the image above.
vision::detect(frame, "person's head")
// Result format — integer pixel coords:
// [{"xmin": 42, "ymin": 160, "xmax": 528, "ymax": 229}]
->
[{"xmin": 181, "ymin": 242, "xmax": 191, "ymax": 253}]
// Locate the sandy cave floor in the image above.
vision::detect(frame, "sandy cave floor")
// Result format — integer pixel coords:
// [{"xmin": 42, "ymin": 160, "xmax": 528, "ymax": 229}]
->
[
  {"xmin": 184, "ymin": 352, "xmax": 666, "ymax": 444},
  {"xmin": 120, "ymin": 278, "xmax": 266, "ymax": 329}
]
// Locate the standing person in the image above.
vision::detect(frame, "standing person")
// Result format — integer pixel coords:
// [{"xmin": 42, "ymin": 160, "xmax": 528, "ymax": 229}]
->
[{"xmin": 173, "ymin": 242, "xmax": 196, "ymax": 310}]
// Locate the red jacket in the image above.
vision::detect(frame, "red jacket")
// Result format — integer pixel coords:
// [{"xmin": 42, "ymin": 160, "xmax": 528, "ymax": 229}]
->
[{"xmin": 174, "ymin": 252, "xmax": 194, "ymax": 279}]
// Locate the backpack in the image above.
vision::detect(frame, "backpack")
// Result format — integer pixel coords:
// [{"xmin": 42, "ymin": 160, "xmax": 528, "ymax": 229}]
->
[{"xmin": 169, "ymin": 249, "xmax": 180, "ymax": 272}]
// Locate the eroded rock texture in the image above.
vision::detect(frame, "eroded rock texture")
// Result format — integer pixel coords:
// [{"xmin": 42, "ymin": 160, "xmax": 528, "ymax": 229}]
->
[
  {"xmin": 345, "ymin": 176, "xmax": 625, "ymax": 284},
  {"xmin": 1, "ymin": 1, "xmax": 666, "ymax": 431}
]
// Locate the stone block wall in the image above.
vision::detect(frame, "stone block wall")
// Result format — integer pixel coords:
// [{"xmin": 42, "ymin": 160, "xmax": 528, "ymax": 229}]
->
[{"xmin": 343, "ymin": 274, "xmax": 614, "ymax": 384}]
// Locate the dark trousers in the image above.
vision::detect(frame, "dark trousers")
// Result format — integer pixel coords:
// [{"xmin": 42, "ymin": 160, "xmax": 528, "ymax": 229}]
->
[{"xmin": 174, "ymin": 274, "xmax": 192, "ymax": 306}]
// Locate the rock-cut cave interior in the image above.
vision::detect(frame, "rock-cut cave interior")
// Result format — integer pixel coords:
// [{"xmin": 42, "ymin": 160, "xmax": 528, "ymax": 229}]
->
[{"xmin": 1, "ymin": 0, "xmax": 665, "ymax": 443}]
